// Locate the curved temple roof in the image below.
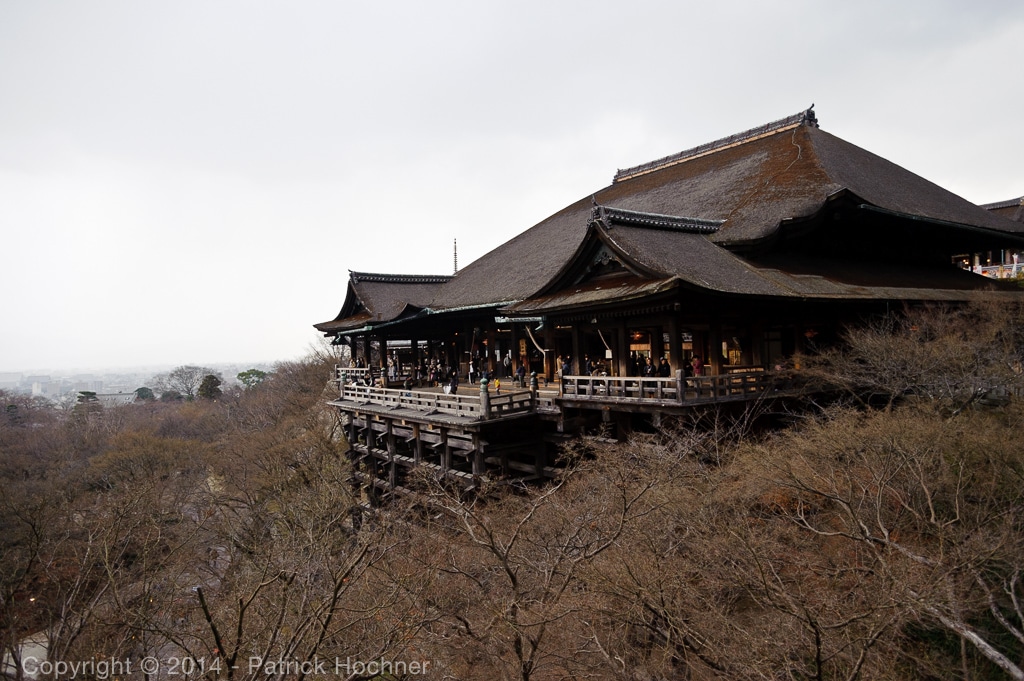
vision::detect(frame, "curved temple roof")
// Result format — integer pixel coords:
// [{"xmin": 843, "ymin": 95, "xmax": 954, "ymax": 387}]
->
[{"xmin": 316, "ymin": 107, "xmax": 1024, "ymax": 335}]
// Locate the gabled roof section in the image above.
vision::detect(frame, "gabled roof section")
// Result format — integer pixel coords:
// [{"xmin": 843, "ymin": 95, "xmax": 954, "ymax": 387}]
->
[
  {"xmin": 613, "ymin": 106, "xmax": 819, "ymax": 183},
  {"xmin": 504, "ymin": 200, "xmax": 1022, "ymax": 317},
  {"xmin": 519, "ymin": 203, "xmax": 771, "ymax": 306},
  {"xmin": 599, "ymin": 107, "xmax": 1024, "ymax": 247},
  {"xmin": 591, "ymin": 202, "xmax": 723, "ymax": 234},
  {"xmin": 314, "ymin": 270, "xmax": 451, "ymax": 334},
  {"xmin": 982, "ymin": 195, "xmax": 1024, "ymax": 223}
]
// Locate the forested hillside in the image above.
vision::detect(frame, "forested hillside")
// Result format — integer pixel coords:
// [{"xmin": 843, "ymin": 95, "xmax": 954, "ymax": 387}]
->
[{"xmin": 3, "ymin": 306, "xmax": 1024, "ymax": 680}]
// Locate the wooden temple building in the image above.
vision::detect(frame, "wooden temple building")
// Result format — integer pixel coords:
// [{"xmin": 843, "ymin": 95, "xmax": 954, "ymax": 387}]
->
[{"xmin": 315, "ymin": 106, "xmax": 1024, "ymax": 497}]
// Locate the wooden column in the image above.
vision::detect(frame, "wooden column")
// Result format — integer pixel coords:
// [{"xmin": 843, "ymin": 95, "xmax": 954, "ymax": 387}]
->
[
  {"xmin": 750, "ymin": 322, "xmax": 764, "ymax": 367},
  {"xmin": 486, "ymin": 328, "xmax": 497, "ymax": 377},
  {"xmin": 708, "ymin": 322, "xmax": 723, "ymax": 375},
  {"xmin": 668, "ymin": 316, "xmax": 682, "ymax": 375},
  {"xmin": 366, "ymin": 420, "xmax": 379, "ymax": 505},
  {"xmin": 472, "ymin": 432, "xmax": 484, "ymax": 478},
  {"xmin": 377, "ymin": 335, "xmax": 388, "ymax": 385},
  {"xmin": 413, "ymin": 423, "xmax": 422, "ymax": 465},
  {"xmin": 440, "ymin": 429, "xmax": 451, "ymax": 477},
  {"xmin": 386, "ymin": 420, "xmax": 396, "ymax": 492},
  {"xmin": 571, "ymin": 325, "xmax": 582, "ymax": 376},
  {"xmin": 617, "ymin": 322, "xmax": 628, "ymax": 378},
  {"xmin": 510, "ymin": 324, "xmax": 520, "ymax": 374},
  {"xmin": 543, "ymin": 324, "xmax": 555, "ymax": 384}
]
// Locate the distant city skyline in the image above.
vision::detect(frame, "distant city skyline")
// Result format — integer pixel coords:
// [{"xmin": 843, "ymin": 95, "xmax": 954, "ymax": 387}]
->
[
  {"xmin": 3, "ymin": 1, "xmax": 1022, "ymax": 370},
  {"xmin": 0, "ymin": 360, "xmax": 279, "ymax": 399}
]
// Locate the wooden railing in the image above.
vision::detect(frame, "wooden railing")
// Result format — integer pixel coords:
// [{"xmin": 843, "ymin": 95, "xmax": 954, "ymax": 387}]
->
[
  {"xmin": 337, "ymin": 383, "xmax": 535, "ymax": 420},
  {"xmin": 561, "ymin": 370, "xmax": 785, "ymax": 404},
  {"xmin": 333, "ymin": 366, "xmax": 793, "ymax": 418},
  {"xmin": 335, "ymin": 366, "xmax": 375, "ymax": 383}
]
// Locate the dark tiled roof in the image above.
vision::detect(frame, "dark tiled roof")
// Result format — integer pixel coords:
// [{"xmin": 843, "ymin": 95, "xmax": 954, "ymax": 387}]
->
[
  {"xmin": 614, "ymin": 106, "xmax": 819, "ymax": 182},
  {"xmin": 982, "ymin": 196, "xmax": 1024, "ymax": 223},
  {"xmin": 505, "ymin": 217, "xmax": 1020, "ymax": 316},
  {"xmin": 314, "ymin": 271, "xmax": 450, "ymax": 332},
  {"xmin": 316, "ymin": 108, "xmax": 1024, "ymax": 334}
]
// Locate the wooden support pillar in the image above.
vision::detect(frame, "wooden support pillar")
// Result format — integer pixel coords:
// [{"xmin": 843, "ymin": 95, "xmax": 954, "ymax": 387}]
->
[
  {"xmin": 571, "ymin": 324, "xmax": 582, "ymax": 376},
  {"xmin": 510, "ymin": 324, "xmax": 520, "ymax": 375},
  {"xmin": 708, "ymin": 321, "xmax": 723, "ymax": 376},
  {"xmin": 413, "ymin": 423, "xmax": 422, "ymax": 465},
  {"xmin": 366, "ymin": 420, "xmax": 379, "ymax": 505},
  {"xmin": 617, "ymin": 322, "xmax": 628, "ymax": 378},
  {"xmin": 472, "ymin": 433, "xmax": 484, "ymax": 479},
  {"xmin": 486, "ymin": 328, "xmax": 497, "ymax": 377},
  {"xmin": 386, "ymin": 419, "xmax": 397, "ymax": 492},
  {"xmin": 543, "ymin": 324, "xmax": 555, "ymax": 384},
  {"xmin": 440, "ymin": 429, "xmax": 451, "ymax": 476},
  {"xmin": 534, "ymin": 438, "xmax": 546, "ymax": 477},
  {"xmin": 361, "ymin": 336, "xmax": 371, "ymax": 366},
  {"xmin": 668, "ymin": 316, "xmax": 682, "ymax": 375},
  {"xmin": 750, "ymin": 321, "xmax": 764, "ymax": 367},
  {"xmin": 379, "ymin": 336, "xmax": 388, "ymax": 374}
]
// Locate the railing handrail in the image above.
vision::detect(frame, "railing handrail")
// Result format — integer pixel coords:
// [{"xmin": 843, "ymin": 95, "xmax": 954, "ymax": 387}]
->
[
  {"xmin": 561, "ymin": 369, "xmax": 788, "ymax": 403},
  {"xmin": 334, "ymin": 368, "xmax": 795, "ymax": 417},
  {"xmin": 338, "ymin": 383, "xmax": 535, "ymax": 418}
]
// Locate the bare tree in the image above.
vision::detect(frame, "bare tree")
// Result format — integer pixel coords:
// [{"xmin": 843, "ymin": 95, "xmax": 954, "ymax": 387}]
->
[
  {"xmin": 154, "ymin": 365, "xmax": 222, "ymax": 401},
  {"xmin": 802, "ymin": 302, "xmax": 1024, "ymax": 415},
  {"xmin": 769, "ymin": 406, "xmax": 1024, "ymax": 680},
  {"xmin": 401, "ymin": 442, "xmax": 659, "ymax": 681}
]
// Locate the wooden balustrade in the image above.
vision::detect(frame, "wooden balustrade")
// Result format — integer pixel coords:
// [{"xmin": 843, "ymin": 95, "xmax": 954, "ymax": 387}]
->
[
  {"xmin": 339, "ymin": 382, "xmax": 535, "ymax": 419},
  {"xmin": 335, "ymin": 365, "xmax": 790, "ymax": 419},
  {"xmin": 561, "ymin": 369, "xmax": 782, "ymax": 403}
]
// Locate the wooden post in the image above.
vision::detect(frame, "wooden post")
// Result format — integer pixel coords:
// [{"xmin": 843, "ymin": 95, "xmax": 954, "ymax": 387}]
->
[
  {"xmin": 571, "ymin": 324, "xmax": 582, "ymax": 377},
  {"xmin": 668, "ymin": 315, "xmax": 682, "ymax": 376},
  {"xmin": 486, "ymin": 328, "xmax": 497, "ymax": 378},
  {"xmin": 386, "ymin": 419, "xmax": 397, "ymax": 492},
  {"xmin": 617, "ymin": 323, "xmax": 629, "ymax": 378},
  {"xmin": 440, "ymin": 429, "xmax": 450, "ymax": 477},
  {"xmin": 412, "ymin": 336, "xmax": 421, "ymax": 377},
  {"xmin": 413, "ymin": 423, "xmax": 422, "ymax": 465},
  {"xmin": 543, "ymin": 324, "xmax": 555, "ymax": 384},
  {"xmin": 472, "ymin": 432, "xmax": 484, "ymax": 479},
  {"xmin": 708, "ymin": 321, "xmax": 723, "ymax": 376},
  {"xmin": 480, "ymin": 378, "xmax": 490, "ymax": 420}
]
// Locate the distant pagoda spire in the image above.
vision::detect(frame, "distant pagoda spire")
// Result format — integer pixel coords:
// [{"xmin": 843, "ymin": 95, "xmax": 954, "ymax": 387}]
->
[{"xmin": 453, "ymin": 238, "xmax": 459, "ymax": 274}]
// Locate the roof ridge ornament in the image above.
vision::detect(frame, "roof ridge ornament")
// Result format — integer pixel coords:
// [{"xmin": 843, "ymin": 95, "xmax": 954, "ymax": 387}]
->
[
  {"xmin": 980, "ymin": 195, "xmax": 1024, "ymax": 211},
  {"xmin": 350, "ymin": 272, "xmax": 453, "ymax": 284},
  {"xmin": 589, "ymin": 203, "xmax": 723, "ymax": 234},
  {"xmin": 613, "ymin": 104, "xmax": 819, "ymax": 183}
]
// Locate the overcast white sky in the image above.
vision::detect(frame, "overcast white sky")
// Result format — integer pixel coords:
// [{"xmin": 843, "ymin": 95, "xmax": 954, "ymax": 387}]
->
[{"xmin": 2, "ymin": 0, "xmax": 1022, "ymax": 373}]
